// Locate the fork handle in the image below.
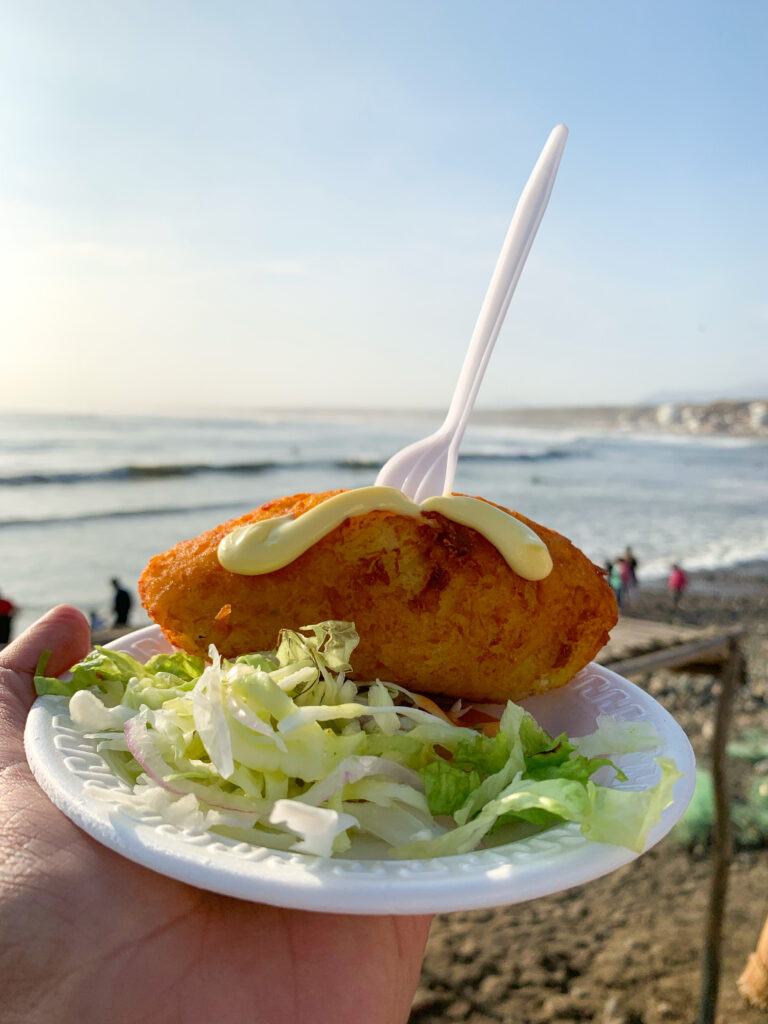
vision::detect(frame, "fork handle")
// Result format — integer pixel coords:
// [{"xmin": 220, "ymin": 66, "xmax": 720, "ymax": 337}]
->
[{"xmin": 443, "ymin": 124, "xmax": 569, "ymax": 455}]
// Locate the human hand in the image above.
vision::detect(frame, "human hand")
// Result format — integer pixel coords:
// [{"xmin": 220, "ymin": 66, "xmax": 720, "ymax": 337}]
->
[{"xmin": 0, "ymin": 606, "xmax": 432, "ymax": 1024}]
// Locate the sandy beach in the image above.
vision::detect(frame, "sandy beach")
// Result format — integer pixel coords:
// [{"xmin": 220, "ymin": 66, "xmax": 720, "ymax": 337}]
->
[{"xmin": 412, "ymin": 560, "xmax": 768, "ymax": 1024}]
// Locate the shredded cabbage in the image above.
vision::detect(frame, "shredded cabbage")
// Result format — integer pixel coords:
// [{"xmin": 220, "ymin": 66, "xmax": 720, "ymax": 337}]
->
[{"xmin": 35, "ymin": 620, "xmax": 682, "ymax": 859}]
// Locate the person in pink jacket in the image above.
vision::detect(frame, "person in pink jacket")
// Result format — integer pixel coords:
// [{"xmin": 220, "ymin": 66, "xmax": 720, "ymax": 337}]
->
[{"xmin": 668, "ymin": 563, "xmax": 689, "ymax": 609}]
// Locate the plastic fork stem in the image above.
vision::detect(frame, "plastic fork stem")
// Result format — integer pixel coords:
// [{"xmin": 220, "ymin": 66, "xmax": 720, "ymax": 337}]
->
[{"xmin": 443, "ymin": 124, "xmax": 568, "ymax": 460}]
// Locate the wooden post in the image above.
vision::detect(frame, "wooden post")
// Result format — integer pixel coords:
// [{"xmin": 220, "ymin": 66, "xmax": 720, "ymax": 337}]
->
[{"xmin": 697, "ymin": 639, "xmax": 744, "ymax": 1024}]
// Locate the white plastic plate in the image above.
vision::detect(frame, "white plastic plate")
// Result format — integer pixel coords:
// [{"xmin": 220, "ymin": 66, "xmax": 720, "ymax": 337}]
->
[{"xmin": 24, "ymin": 625, "xmax": 695, "ymax": 915}]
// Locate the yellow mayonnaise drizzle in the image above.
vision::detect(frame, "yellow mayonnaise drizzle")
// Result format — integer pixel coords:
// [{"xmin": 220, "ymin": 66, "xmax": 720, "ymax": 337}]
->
[{"xmin": 217, "ymin": 486, "xmax": 553, "ymax": 581}]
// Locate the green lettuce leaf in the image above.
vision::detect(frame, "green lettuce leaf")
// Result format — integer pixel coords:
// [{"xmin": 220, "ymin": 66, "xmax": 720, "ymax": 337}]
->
[
  {"xmin": 34, "ymin": 646, "xmax": 147, "ymax": 700},
  {"xmin": 421, "ymin": 759, "xmax": 481, "ymax": 816}
]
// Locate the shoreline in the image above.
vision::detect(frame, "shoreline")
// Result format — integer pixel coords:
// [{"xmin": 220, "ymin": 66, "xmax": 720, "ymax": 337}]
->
[{"xmin": 616, "ymin": 557, "xmax": 768, "ymax": 631}]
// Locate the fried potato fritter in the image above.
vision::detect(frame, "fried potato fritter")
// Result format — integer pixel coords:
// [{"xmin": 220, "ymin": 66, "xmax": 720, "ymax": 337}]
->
[{"xmin": 138, "ymin": 490, "xmax": 617, "ymax": 702}]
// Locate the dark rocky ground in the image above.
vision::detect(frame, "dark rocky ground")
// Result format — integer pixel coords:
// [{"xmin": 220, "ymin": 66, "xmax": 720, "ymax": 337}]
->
[{"xmin": 410, "ymin": 563, "xmax": 768, "ymax": 1024}]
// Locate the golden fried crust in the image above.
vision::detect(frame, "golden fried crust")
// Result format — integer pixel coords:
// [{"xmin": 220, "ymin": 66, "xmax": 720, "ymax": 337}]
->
[{"xmin": 138, "ymin": 490, "xmax": 617, "ymax": 702}]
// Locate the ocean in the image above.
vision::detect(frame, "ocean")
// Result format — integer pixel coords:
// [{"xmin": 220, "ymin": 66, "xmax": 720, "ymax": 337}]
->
[{"xmin": 2, "ymin": 410, "xmax": 767, "ymax": 636}]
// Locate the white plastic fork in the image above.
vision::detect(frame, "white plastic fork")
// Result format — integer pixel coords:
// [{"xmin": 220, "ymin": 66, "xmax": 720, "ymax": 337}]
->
[{"xmin": 376, "ymin": 124, "xmax": 568, "ymax": 502}]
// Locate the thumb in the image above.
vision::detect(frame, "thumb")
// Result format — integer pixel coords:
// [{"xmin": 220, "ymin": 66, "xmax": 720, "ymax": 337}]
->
[{"xmin": 0, "ymin": 605, "xmax": 91, "ymax": 726}]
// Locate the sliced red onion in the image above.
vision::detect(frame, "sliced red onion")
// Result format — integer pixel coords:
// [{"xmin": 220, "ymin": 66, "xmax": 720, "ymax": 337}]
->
[{"xmin": 123, "ymin": 714, "xmax": 262, "ymax": 815}]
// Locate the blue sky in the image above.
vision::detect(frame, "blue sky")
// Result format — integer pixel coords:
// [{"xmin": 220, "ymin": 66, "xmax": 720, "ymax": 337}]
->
[{"xmin": 1, "ymin": 1, "xmax": 766, "ymax": 413}]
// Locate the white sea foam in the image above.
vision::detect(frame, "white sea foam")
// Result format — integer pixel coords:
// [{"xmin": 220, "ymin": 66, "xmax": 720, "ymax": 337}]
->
[{"xmin": 641, "ymin": 530, "xmax": 768, "ymax": 581}]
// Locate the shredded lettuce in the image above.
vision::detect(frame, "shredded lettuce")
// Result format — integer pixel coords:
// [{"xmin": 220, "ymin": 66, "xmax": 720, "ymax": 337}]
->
[{"xmin": 38, "ymin": 620, "xmax": 682, "ymax": 859}]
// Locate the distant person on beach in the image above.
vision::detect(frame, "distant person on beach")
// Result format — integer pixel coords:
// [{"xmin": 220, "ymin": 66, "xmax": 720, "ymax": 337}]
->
[
  {"xmin": 668, "ymin": 564, "xmax": 689, "ymax": 609},
  {"xmin": 88, "ymin": 609, "xmax": 105, "ymax": 632},
  {"xmin": 0, "ymin": 589, "xmax": 17, "ymax": 644},
  {"xmin": 617, "ymin": 557, "xmax": 633, "ymax": 593},
  {"xmin": 606, "ymin": 561, "xmax": 623, "ymax": 608},
  {"xmin": 110, "ymin": 578, "xmax": 132, "ymax": 627},
  {"xmin": 622, "ymin": 546, "xmax": 639, "ymax": 588},
  {"xmin": 0, "ymin": 608, "xmax": 429, "ymax": 1024}
]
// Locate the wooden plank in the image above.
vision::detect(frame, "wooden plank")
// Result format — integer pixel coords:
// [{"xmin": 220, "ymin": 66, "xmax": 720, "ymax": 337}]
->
[
  {"xmin": 604, "ymin": 628, "xmax": 746, "ymax": 678},
  {"xmin": 597, "ymin": 616, "xmax": 718, "ymax": 664}
]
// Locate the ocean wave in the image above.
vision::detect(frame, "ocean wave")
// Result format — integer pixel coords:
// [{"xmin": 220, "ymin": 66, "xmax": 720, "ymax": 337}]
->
[
  {"xmin": 459, "ymin": 448, "xmax": 578, "ymax": 463},
  {"xmin": 640, "ymin": 531, "xmax": 768, "ymax": 581},
  {"xmin": 609, "ymin": 430, "xmax": 766, "ymax": 450},
  {"xmin": 0, "ymin": 501, "xmax": 250, "ymax": 529},
  {"xmin": 0, "ymin": 461, "xmax": 282, "ymax": 485},
  {"xmin": 0, "ymin": 448, "xmax": 579, "ymax": 487}
]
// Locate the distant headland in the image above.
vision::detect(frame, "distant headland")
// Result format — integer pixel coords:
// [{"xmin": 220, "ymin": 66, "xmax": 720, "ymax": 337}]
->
[{"xmin": 470, "ymin": 399, "xmax": 768, "ymax": 438}]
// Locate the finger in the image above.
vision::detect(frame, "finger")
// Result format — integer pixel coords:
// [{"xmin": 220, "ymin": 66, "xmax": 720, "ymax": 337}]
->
[{"xmin": 0, "ymin": 605, "xmax": 91, "ymax": 711}]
